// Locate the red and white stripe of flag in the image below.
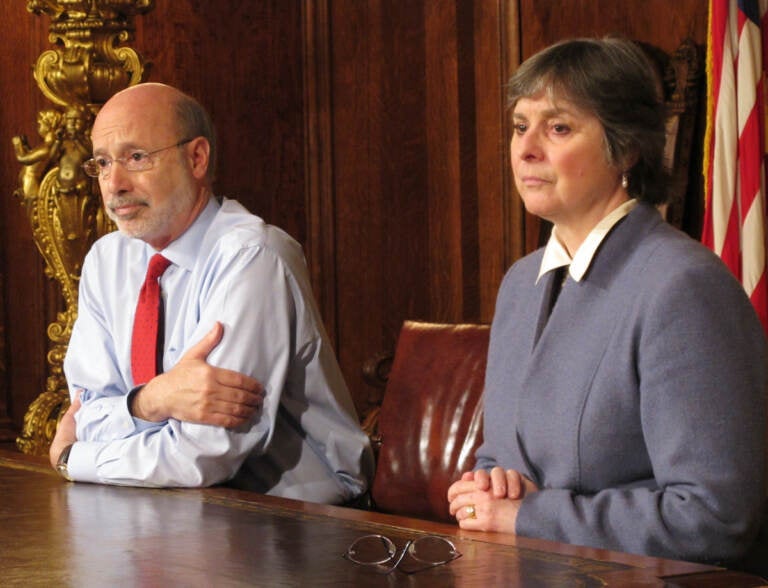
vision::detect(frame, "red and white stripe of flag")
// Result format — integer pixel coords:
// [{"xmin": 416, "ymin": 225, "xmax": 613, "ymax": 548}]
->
[{"xmin": 702, "ymin": 0, "xmax": 768, "ymax": 333}]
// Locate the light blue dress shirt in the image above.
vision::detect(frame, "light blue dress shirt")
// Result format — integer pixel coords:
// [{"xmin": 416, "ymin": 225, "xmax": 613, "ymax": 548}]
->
[{"xmin": 63, "ymin": 197, "xmax": 373, "ymax": 504}]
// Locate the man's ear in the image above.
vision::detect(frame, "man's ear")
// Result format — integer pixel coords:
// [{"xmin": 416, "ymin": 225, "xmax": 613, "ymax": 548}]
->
[{"xmin": 187, "ymin": 136, "xmax": 210, "ymax": 180}]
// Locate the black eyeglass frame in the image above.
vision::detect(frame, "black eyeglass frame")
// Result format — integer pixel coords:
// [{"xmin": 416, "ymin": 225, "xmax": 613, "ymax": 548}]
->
[{"xmin": 342, "ymin": 533, "xmax": 462, "ymax": 575}]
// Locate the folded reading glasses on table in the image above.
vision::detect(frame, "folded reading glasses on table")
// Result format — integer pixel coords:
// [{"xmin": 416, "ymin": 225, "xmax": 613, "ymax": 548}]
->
[{"xmin": 342, "ymin": 534, "xmax": 461, "ymax": 575}]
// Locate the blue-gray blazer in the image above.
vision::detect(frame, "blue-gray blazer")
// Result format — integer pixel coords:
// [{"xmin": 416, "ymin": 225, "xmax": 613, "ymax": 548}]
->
[{"xmin": 478, "ymin": 202, "xmax": 767, "ymax": 563}]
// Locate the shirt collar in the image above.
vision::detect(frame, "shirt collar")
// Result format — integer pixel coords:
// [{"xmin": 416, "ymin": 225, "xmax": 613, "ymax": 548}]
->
[
  {"xmin": 537, "ymin": 199, "xmax": 637, "ymax": 283},
  {"xmin": 157, "ymin": 197, "xmax": 220, "ymax": 270}
]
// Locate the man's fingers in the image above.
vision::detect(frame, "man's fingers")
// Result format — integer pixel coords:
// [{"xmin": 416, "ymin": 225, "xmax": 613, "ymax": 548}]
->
[
  {"xmin": 189, "ymin": 380, "xmax": 264, "ymax": 423},
  {"xmin": 210, "ymin": 389, "xmax": 264, "ymax": 414},
  {"xmin": 203, "ymin": 390, "xmax": 262, "ymax": 428},
  {"xmin": 214, "ymin": 367, "xmax": 263, "ymax": 396}
]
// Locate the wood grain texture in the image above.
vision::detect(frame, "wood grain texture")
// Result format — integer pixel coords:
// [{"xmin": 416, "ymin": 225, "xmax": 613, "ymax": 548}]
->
[
  {"xmin": 1, "ymin": 0, "xmax": 711, "ymax": 430},
  {"xmin": 3, "ymin": 447, "xmax": 762, "ymax": 587},
  {"xmin": 516, "ymin": 0, "xmax": 708, "ymax": 249},
  {"xmin": 329, "ymin": 0, "xmax": 515, "ymax": 413}
]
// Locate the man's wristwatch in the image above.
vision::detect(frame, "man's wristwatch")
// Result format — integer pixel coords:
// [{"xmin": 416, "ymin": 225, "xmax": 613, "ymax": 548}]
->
[{"xmin": 55, "ymin": 444, "xmax": 74, "ymax": 481}]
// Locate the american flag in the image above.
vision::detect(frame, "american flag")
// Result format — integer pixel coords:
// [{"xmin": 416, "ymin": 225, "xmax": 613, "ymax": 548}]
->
[{"xmin": 702, "ymin": 0, "xmax": 768, "ymax": 333}]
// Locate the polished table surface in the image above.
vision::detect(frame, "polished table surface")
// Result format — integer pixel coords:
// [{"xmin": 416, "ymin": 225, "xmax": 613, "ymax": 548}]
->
[{"xmin": 1, "ymin": 447, "xmax": 765, "ymax": 587}]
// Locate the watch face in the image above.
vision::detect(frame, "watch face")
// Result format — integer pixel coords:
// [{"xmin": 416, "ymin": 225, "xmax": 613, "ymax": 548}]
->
[{"xmin": 56, "ymin": 462, "xmax": 72, "ymax": 481}]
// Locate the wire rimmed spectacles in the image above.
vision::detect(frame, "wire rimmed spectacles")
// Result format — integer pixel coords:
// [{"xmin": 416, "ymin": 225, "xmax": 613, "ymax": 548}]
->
[
  {"xmin": 342, "ymin": 534, "xmax": 461, "ymax": 575},
  {"xmin": 82, "ymin": 138, "xmax": 194, "ymax": 178}
]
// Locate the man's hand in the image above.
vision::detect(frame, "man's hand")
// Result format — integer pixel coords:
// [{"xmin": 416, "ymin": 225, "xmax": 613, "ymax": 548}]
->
[
  {"xmin": 49, "ymin": 395, "xmax": 81, "ymax": 469},
  {"xmin": 130, "ymin": 322, "xmax": 264, "ymax": 428}
]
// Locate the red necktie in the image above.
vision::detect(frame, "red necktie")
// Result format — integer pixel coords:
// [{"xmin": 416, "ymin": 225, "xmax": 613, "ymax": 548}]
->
[{"xmin": 131, "ymin": 253, "xmax": 172, "ymax": 385}]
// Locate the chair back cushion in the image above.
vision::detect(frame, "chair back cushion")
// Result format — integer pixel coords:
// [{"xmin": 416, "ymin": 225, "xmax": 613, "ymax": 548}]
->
[{"xmin": 371, "ymin": 320, "xmax": 490, "ymax": 522}]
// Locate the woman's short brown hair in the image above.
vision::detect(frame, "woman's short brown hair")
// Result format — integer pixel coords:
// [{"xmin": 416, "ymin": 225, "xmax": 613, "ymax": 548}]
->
[{"xmin": 507, "ymin": 36, "xmax": 668, "ymax": 205}]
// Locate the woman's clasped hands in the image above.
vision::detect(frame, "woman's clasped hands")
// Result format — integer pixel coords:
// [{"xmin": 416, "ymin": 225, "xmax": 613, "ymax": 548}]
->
[{"xmin": 447, "ymin": 467, "xmax": 538, "ymax": 533}]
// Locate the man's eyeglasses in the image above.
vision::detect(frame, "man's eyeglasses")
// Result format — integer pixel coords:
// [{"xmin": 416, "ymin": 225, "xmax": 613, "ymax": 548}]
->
[
  {"xmin": 342, "ymin": 534, "xmax": 461, "ymax": 575},
  {"xmin": 82, "ymin": 138, "xmax": 194, "ymax": 178}
]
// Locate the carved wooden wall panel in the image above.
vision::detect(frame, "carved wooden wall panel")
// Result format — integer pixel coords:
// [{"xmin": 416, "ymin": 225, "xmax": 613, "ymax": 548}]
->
[
  {"xmin": 327, "ymin": 0, "xmax": 516, "ymax": 413},
  {"xmin": 1, "ymin": 0, "xmax": 710, "ymax": 436},
  {"xmin": 517, "ymin": 0, "xmax": 709, "ymax": 250},
  {"xmin": 135, "ymin": 2, "xmax": 307, "ymax": 248}
]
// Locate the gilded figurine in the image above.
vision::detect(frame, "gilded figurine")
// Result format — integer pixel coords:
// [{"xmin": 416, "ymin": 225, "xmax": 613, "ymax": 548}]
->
[{"xmin": 12, "ymin": 109, "xmax": 63, "ymax": 207}]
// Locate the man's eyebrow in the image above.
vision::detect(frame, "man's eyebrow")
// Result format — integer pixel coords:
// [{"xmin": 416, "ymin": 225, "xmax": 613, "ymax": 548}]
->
[{"xmin": 91, "ymin": 142, "xmax": 143, "ymax": 156}]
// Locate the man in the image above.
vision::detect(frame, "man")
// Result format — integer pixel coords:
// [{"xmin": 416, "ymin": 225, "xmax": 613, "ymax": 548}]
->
[{"xmin": 49, "ymin": 83, "xmax": 373, "ymax": 505}]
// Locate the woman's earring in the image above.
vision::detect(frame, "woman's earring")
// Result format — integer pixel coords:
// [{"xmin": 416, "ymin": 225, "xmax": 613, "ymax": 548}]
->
[{"xmin": 621, "ymin": 173, "xmax": 629, "ymax": 190}]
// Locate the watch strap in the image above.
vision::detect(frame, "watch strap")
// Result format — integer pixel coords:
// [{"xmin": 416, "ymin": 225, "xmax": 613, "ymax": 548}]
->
[{"xmin": 56, "ymin": 444, "xmax": 74, "ymax": 481}]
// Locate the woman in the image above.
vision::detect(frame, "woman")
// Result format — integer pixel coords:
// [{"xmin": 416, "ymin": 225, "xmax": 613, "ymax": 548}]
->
[{"xmin": 447, "ymin": 36, "xmax": 766, "ymax": 565}]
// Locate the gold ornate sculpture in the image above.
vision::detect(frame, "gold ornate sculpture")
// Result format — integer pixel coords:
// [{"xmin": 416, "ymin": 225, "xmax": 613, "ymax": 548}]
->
[{"xmin": 13, "ymin": 0, "xmax": 154, "ymax": 455}]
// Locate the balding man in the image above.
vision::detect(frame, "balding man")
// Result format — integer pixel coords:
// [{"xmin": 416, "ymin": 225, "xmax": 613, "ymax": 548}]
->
[{"xmin": 49, "ymin": 83, "xmax": 373, "ymax": 504}]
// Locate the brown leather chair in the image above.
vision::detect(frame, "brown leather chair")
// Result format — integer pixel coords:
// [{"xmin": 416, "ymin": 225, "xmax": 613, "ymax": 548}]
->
[{"xmin": 369, "ymin": 320, "xmax": 490, "ymax": 522}]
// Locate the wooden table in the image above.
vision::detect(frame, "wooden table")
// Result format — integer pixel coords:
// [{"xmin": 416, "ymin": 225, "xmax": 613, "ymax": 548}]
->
[{"xmin": 0, "ymin": 448, "xmax": 764, "ymax": 587}]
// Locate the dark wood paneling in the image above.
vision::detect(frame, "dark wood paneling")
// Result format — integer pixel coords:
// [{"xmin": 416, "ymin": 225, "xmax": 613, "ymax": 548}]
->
[
  {"xmin": 1, "ymin": 0, "xmax": 711, "ymax": 433},
  {"xmin": 329, "ymin": 1, "xmax": 517, "ymax": 413},
  {"xmin": 302, "ymin": 0, "xmax": 338, "ymax": 342},
  {"xmin": 517, "ymin": 0, "xmax": 709, "ymax": 250},
  {"xmin": 475, "ymin": 0, "xmax": 521, "ymax": 319},
  {"xmin": 520, "ymin": 0, "xmax": 707, "ymax": 55},
  {"xmin": 424, "ymin": 0, "xmax": 468, "ymax": 321},
  {"xmin": 134, "ymin": 1, "xmax": 306, "ymax": 245}
]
